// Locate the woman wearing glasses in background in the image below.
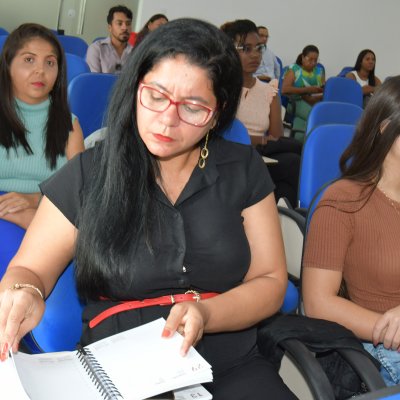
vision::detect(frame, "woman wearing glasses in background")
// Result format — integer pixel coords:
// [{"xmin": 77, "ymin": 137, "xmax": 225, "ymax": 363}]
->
[
  {"xmin": 0, "ymin": 19, "xmax": 296, "ymax": 399},
  {"xmin": 282, "ymin": 45, "xmax": 325, "ymax": 142},
  {"xmin": 221, "ymin": 19, "xmax": 302, "ymax": 208}
]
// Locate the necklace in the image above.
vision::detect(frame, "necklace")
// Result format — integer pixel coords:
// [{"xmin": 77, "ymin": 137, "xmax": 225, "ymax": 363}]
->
[{"xmin": 378, "ymin": 186, "xmax": 400, "ymax": 217}]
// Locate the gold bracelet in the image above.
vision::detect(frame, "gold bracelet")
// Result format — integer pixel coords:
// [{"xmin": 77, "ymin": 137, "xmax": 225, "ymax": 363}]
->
[{"xmin": 10, "ymin": 283, "xmax": 44, "ymax": 300}]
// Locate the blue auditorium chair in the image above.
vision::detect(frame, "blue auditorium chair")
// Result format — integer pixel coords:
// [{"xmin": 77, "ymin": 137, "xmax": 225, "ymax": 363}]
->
[
  {"xmin": 0, "ymin": 192, "xmax": 25, "ymax": 279},
  {"xmin": 0, "ymin": 191, "xmax": 84, "ymax": 352},
  {"xmin": 22, "ymin": 261, "xmax": 85, "ymax": 353},
  {"xmin": 0, "ymin": 34, "xmax": 8, "ymax": 52},
  {"xmin": 57, "ymin": 34, "xmax": 88, "ymax": 59},
  {"xmin": 337, "ymin": 66, "xmax": 354, "ymax": 78},
  {"xmin": 220, "ymin": 118, "xmax": 251, "ymax": 145},
  {"xmin": 66, "ymin": 52, "xmax": 90, "ymax": 85},
  {"xmin": 68, "ymin": 73, "xmax": 118, "ymax": 138},
  {"xmin": 306, "ymin": 101, "xmax": 363, "ymax": 136},
  {"xmin": 298, "ymin": 124, "xmax": 356, "ymax": 209},
  {"xmin": 323, "ymin": 77, "xmax": 363, "ymax": 108}
]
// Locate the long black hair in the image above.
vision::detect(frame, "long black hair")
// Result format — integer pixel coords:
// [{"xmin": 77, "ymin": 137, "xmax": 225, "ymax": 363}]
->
[
  {"xmin": 75, "ymin": 18, "xmax": 243, "ymax": 299},
  {"xmin": 353, "ymin": 49, "xmax": 377, "ymax": 86},
  {"xmin": 340, "ymin": 76, "xmax": 400, "ymax": 184},
  {"xmin": 0, "ymin": 23, "xmax": 72, "ymax": 169}
]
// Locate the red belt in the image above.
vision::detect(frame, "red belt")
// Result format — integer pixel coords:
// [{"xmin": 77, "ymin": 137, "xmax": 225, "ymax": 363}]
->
[{"xmin": 89, "ymin": 290, "xmax": 219, "ymax": 328}]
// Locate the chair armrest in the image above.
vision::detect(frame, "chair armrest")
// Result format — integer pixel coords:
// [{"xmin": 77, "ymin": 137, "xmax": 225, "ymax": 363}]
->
[
  {"xmin": 294, "ymin": 207, "xmax": 308, "ymax": 218},
  {"xmin": 280, "ymin": 338, "xmax": 335, "ymax": 400},
  {"xmin": 278, "ymin": 206, "xmax": 306, "ymax": 231},
  {"xmin": 336, "ymin": 348, "xmax": 386, "ymax": 392}
]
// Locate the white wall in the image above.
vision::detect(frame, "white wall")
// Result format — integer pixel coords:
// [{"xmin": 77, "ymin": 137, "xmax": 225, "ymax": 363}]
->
[
  {"xmin": 1, "ymin": 0, "xmax": 398, "ymax": 79},
  {"xmin": 0, "ymin": 0, "xmax": 61, "ymax": 32},
  {"xmin": 138, "ymin": 0, "xmax": 400, "ymax": 80},
  {"xmin": 0, "ymin": 0, "xmax": 139, "ymax": 43}
]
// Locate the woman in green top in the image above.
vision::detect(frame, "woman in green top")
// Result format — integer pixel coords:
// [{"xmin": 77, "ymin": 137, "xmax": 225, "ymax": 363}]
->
[
  {"xmin": 0, "ymin": 23, "xmax": 84, "ymax": 229},
  {"xmin": 282, "ymin": 45, "xmax": 325, "ymax": 141}
]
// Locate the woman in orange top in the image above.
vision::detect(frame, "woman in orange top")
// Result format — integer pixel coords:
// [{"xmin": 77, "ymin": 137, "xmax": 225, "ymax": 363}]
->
[{"xmin": 303, "ymin": 76, "xmax": 400, "ymax": 386}]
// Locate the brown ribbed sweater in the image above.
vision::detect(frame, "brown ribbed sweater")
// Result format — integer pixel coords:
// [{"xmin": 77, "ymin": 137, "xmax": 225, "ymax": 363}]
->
[{"xmin": 303, "ymin": 179, "xmax": 400, "ymax": 313}]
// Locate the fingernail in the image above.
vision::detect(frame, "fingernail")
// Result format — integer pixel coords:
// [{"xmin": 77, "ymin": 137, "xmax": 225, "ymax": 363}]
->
[
  {"xmin": 0, "ymin": 343, "xmax": 8, "ymax": 361},
  {"xmin": 180, "ymin": 347, "xmax": 187, "ymax": 357},
  {"xmin": 162, "ymin": 328, "xmax": 171, "ymax": 338}
]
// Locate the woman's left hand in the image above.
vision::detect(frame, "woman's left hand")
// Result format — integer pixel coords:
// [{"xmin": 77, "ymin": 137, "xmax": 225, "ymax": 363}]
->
[
  {"xmin": 162, "ymin": 301, "xmax": 210, "ymax": 356},
  {"xmin": 0, "ymin": 192, "xmax": 41, "ymax": 217},
  {"xmin": 372, "ymin": 305, "xmax": 400, "ymax": 351}
]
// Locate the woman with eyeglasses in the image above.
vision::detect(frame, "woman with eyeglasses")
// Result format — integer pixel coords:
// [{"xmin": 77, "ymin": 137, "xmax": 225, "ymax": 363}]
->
[
  {"xmin": 0, "ymin": 19, "xmax": 296, "ymax": 399},
  {"xmin": 282, "ymin": 45, "xmax": 325, "ymax": 141},
  {"xmin": 221, "ymin": 19, "xmax": 302, "ymax": 208}
]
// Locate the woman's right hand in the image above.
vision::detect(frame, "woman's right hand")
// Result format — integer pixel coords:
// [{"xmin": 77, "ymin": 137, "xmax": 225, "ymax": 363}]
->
[
  {"xmin": 0, "ymin": 287, "xmax": 45, "ymax": 360},
  {"xmin": 0, "ymin": 192, "xmax": 41, "ymax": 217},
  {"xmin": 372, "ymin": 305, "xmax": 400, "ymax": 351},
  {"xmin": 307, "ymin": 85, "xmax": 324, "ymax": 94},
  {"xmin": 162, "ymin": 301, "xmax": 210, "ymax": 356}
]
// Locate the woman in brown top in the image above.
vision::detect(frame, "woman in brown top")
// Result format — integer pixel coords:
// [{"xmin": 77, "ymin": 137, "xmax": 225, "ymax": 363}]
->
[{"xmin": 302, "ymin": 76, "xmax": 400, "ymax": 386}]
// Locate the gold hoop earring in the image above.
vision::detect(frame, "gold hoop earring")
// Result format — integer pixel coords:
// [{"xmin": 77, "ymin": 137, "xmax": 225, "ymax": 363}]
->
[{"xmin": 198, "ymin": 132, "xmax": 210, "ymax": 169}]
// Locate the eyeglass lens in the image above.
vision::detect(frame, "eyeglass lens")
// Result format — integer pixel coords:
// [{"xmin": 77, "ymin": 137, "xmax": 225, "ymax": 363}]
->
[
  {"xmin": 237, "ymin": 44, "xmax": 265, "ymax": 54},
  {"xmin": 140, "ymin": 85, "xmax": 212, "ymax": 126}
]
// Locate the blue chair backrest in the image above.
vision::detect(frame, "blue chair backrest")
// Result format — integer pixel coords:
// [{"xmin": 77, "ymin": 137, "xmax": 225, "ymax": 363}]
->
[
  {"xmin": 337, "ymin": 66, "xmax": 353, "ymax": 78},
  {"xmin": 280, "ymin": 65, "xmax": 290, "ymax": 108},
  {"xmin": 0, "ymin": 193, "xmax": 26, "ymax": 279},
  {"xmin": 0, "ymin": 34, "xmax": 8, "ymax": 53},
  {"xmin": 66, "ymin": 52, "xmax": 90, "ymax": 85},
  {"xmin": 220, "ymin": 118, "xmax": 251, "ymax": 145},
  {"xmin": 317, "ymin": 62, "xmax": 326, "ymax": 75},
  {"xmin": 68, "ymin": 73, "xmax": 118, "ymax": 138},
  {"xmin": 306, "ymin": 101, "xmax": 363, "ymax": 136},
  {"xmin": 0, "ymin": 220, "xmax": 25, "ymax": 279},
  {"xmin": 23, "ymin": 261, "xmax": 85, "ymax": 353},
  {"xmin": 276, "ymin": 55, "xmax": 283, "ymax": 74},
  {"xmin": 276, "ymin": 55, "xmax": 284, "ymax": 89},
  {"xmin": 57, "ymin": 35, "xmax": 88, "ymax": 59},
  {"xmin": 92, "ymin": 36, "xmax": 106, "ymax": 42},
  {"xmin": 0, "ymin": 28, "xmax": 8, "ymax": 35},
  {"xmin": 0, "ymin": 191, "xmax": 84, "ymax": 352},
  {"xmin": 305, "ymin": 182, "xmax": 332, "ymax": 232},
  {"xmin": 323, "ymin": 77, "xmax": 363, "ymax": 108},
  {"xmin": 298, "ymin": 124, "xmax": 356, "ymax": 209}
]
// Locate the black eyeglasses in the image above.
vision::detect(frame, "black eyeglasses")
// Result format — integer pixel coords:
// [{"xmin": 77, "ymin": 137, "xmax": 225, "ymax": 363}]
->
[
  {"xmin": 236, "ymin": 44, "xmax": 266, "ymax": 55},
  {"xmin": 138, "ymin": 83, "xmax": 215, "ymax": 127},
  {"xmin": 115, "ymin": 63, "xmax": 122, "ymax": 71}
]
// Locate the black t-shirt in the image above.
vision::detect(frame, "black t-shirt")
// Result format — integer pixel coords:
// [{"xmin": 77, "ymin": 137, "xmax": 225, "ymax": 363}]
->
[{"xmin": 40, "ymin": 136, "xmax": 274, "ymax": 372}]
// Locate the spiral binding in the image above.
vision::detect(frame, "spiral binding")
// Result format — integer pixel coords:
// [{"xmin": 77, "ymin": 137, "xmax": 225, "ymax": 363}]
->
[{"xmin": 77, "ymin": 346, "xmax": 123, "ymax": 399}]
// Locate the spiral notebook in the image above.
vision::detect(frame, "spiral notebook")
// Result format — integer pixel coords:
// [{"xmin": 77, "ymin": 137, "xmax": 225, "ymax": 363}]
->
[{"xmin": 0, "ymin": 318, "xmax": 212, "ymax": 400}]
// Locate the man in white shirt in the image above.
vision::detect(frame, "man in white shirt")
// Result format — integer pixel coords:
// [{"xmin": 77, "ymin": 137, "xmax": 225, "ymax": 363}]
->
[
  {"xmin": 254, "ymin": 26, "xmax": 280, "ymax": 83},
  {"xmin": 86, "ymin": 5, "xmax": 133, "ymax": 74}
]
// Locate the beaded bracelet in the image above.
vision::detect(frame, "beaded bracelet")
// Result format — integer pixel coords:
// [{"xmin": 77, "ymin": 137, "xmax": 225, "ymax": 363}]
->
[{"xmin": 9, "ymin": 283, "xmax": 44, "ymax": 300}]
